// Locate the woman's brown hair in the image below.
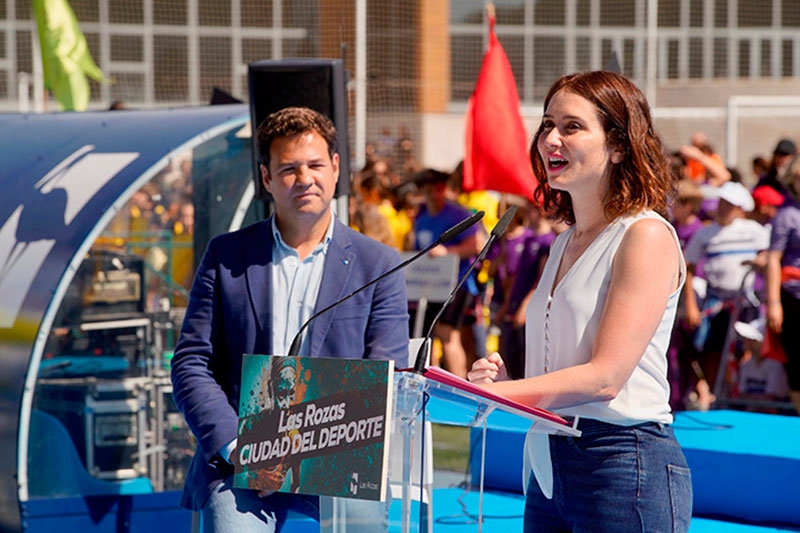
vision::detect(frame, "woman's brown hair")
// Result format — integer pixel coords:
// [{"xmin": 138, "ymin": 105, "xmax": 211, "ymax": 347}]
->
[{"xmin": 530, "ymin": 71, "xmax": 675, "ymax": 224}]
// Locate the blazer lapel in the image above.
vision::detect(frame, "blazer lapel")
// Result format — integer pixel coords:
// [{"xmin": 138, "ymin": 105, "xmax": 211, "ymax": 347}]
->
[
  {"xmin": 308, "ymin": 220, "xmax": 355, "ymax": 357},
  {"xmin": 244, "ymin": 219, "xmax": 274, "ymax": 354}
]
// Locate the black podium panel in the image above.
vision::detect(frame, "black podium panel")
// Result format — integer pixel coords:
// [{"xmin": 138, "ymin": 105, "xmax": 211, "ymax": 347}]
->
[{"xmin": 248, "ymin": 59, "xmax": 350, "ymax": 200}]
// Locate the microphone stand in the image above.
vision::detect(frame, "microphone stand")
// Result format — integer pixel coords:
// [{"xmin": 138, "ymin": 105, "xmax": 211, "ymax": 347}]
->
[
  {"xmin": 412, "ymin": 206, "xmax": 518, "ymax": 374},
  {"xmin": 401, "ymin": 205, "xmax": 518, "ymax": 533},
  {"xmin": 286, "ymin": 210, "xmax": 485, "ymax": 356}
]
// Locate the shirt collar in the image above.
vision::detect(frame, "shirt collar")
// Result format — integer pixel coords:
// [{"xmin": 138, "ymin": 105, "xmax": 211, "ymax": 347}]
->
[{"xmin": 271, "ymin": 211, "xmax": 335, "ymax": 257}]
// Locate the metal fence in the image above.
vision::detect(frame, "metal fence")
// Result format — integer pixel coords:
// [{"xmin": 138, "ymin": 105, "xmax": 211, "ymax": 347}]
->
[{"xmin": 2, "ymin": 0, "xmax": 800, "ymax": 175}]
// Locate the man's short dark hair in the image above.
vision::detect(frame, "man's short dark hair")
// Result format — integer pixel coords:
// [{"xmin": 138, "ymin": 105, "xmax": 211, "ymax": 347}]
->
[
  {"xmin": 412, "ymin": 168, "xmax": 450, "ymax": 187},
  {"xmin": 256, "ymin": 107, "xmax": 337, "ymax": 169}
]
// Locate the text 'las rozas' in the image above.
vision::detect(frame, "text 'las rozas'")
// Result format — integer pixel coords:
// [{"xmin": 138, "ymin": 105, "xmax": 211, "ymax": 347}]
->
[{"xmin": 277, "ymin": 401, "xmax": 347, "ymax": 431}]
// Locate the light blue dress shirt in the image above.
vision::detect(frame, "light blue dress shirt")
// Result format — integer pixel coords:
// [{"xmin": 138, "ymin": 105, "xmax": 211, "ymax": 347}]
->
[{"xmin": 270, "ymin": 214, "xmax": 334, "ymax": 356}]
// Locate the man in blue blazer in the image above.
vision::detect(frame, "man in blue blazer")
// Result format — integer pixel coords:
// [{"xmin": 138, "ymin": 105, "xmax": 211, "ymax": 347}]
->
[{"xmin": 171, "ymin": 107, "xmax": 409, "ymax": 531}]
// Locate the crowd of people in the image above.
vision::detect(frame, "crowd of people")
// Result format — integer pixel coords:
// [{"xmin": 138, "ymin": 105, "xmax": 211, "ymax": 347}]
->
[
  {"xmin": 102, "ymin": 152, "xmax": 196, "ymax": 309},
  {"xmin": 666, "ymin": 134, "xmax": 799, "ymax": 415},
  {"xmin": 53, "ymin": 69, "xmax": 796, "ymax": 532},
  {"xmin": 350, "ymin": 118, "xmax": 800, "ymax": 419}
]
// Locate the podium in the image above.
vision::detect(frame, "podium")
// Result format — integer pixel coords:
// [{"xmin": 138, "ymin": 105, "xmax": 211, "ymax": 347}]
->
[{"xmin": 320, "ymin": 368, "xmax": 580, "ymax": 533}]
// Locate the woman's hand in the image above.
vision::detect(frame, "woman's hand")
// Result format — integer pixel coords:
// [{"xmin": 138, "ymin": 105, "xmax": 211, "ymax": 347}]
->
[{"xmin": 467, "ymin": 352, "xmax": 508, "ymax": 384}]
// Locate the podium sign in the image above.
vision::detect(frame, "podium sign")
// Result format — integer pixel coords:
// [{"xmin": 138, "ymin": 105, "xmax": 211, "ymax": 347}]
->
[
  {"xmin": 401, "ymin": 253, "xmax": 458, "ymax": 303},
  {"xmin": 320, "ymin": 366, "xmax": 579, "ymax": 533},
  {"xmin": 235, "ymin": 355, "xmax": 394, "ymax": 501}
]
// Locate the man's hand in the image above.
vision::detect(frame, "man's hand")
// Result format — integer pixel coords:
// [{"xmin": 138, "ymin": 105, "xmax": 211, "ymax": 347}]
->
[
  {"xmin": 428, "ymin": 244, "xmax": 449, "ymax": 257},
  {"xmin": 767, "ymin": 301, "xmax": 784, "ymax": 334},
  {"xmin": 742, "ymin": 257, "xmax": 766, "ymax": 272}
]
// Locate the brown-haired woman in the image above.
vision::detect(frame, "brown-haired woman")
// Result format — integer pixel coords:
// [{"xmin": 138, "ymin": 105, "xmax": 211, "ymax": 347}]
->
[{"xmin": 468, "ymin": 71, "xmax": 692, "ymax": 532}]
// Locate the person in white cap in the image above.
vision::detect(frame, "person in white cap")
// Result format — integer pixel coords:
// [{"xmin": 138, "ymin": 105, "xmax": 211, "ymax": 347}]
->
[{"xmin": 682, "ymin": 181, "xmax": 770, "ymax": 409}]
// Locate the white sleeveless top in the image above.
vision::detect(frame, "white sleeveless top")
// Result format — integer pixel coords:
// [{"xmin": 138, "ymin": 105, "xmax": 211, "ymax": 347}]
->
[{"xmin": 522, "ymin": 211, "xmax": 685, "ymax": 497}]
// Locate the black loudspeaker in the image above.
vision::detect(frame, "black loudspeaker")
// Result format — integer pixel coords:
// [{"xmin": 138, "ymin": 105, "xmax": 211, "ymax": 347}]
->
[{"xmin": 248, "ymin": 58, "xmax": 350, "ymax": 200}]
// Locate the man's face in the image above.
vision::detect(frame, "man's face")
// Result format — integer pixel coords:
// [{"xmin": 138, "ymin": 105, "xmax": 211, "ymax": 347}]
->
[
  {"xmin": 775, "ymin": 153, "xmax": 794, "ymax": 172},
  {"xmin": 715, "ymin": 198, "xmax": 740, "ymax": 225},
  {"xmin": 261, "ymin": 131, "xmax": 339, "ymax": 224},
  {"xmin": 422, "ymin": 182, "xmax": 447, "ymax": 212},
  {"xmin": 274, "ymin": 366, "xmax": 297, "ymax": 410},
  {"xmin": 754, "ymin": 203, "xmax": 777, "ymax": 223},
  {"xmin": 180, "ymin": 204, "xmax": 194, "ymax": 234}
]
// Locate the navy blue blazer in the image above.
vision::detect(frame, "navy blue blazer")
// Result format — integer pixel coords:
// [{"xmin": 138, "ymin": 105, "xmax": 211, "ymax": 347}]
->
[{"xmin": 171, "ymin": 216, "xmax": 409, "ymax": 512}]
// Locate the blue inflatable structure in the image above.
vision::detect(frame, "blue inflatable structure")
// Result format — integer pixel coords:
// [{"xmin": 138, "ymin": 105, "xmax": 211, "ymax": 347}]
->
[{"xmin": 0, "ymin": 105, "xmax": 263, "ymax": 531}]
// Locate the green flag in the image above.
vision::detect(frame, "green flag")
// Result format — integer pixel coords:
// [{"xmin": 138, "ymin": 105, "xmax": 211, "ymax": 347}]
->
[{"xmin": 33, "ymin": 0, "xmax": 106, "ymax": 111}]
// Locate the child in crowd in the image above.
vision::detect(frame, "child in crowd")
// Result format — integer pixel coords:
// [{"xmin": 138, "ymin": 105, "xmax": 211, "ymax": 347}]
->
[
  {"xmin": 672, "ymin": 179, "xmax": 705, "ymax": 249},
  {"xmin": 734, "ymin": 318, "xmax": 790, "ymax": 412}
]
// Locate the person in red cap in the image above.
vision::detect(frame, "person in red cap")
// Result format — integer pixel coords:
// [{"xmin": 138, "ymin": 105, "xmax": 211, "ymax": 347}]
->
[{"xmin": 751, "ymin": 185, "xmax": 786, "ymax": 226}]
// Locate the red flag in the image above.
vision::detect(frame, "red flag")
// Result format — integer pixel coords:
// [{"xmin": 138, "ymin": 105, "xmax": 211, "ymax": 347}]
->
[{"xmin": 463, "ymin": 8, "xmax": 535, "ymax": 200}]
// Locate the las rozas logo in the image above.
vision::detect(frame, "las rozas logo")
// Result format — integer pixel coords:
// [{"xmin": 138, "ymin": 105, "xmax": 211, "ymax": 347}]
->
[{"xmin": 349, "ymin": 472, "xmax": 379, "ymax": 495}]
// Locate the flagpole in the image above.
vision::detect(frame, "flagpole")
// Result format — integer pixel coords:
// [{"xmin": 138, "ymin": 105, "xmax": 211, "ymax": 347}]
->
[
  {"xmin": 485, "ymin": 3, "xmax": 495, "ymax": 52},
  {"xmin": 354, "ymin": 0, "xmax": 367, "ymax": 171},
  {"xmin": 31, "ymin": 19, "xmax": 46, "ymax": 113},
  {"xmin": 646, "ymin": 0, "xmax": 657, "ymax": 106}
]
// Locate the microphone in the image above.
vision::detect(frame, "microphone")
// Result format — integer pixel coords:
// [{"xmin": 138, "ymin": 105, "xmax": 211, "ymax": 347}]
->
[
  {"xmin": 412, "ymin": 205, "xmax": 518, "ymax": 373},
  {"xmin": 286, "ymin": 210, "xmax": 485, "ymax": 356}
]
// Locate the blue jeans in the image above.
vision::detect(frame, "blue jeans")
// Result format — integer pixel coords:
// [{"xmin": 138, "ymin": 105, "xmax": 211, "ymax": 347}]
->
[
  {"xmin": 524, "ymin": 419, "xmax": 692, "ymax": 533},
  {"xmin": 202, "ymin": 475, "xmax": 388, "ymax": 532},
  {"xmin": 202, "ymin": 476, "xmax": 291, "ymax": 533}
]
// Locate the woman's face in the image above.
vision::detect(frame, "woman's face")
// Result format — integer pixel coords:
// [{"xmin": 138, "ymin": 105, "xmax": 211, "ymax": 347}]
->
[{"xmin": 536, "ymin": 90, "xmax": 621, "ymax": 198}]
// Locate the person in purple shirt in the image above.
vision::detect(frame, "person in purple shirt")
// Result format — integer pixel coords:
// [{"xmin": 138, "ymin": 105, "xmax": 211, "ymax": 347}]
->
[
  {"xmin": 498, "ymin": 208, "xmax": 564, "ymax": 379},
  {"xmin": 486, "ymin": 197, "xmax": 535, "ymax": 377},
  {"xmin": 668, "ymin": 179, "xmax": 706, "ymax": 409},
  {"xmin": 486, "ymin": 197, "xmax": 534, "ymax": 313},
  {"xmin": 766, "ymin": 155, "xmax": 800, "ymax": 415},
  {"xmin": 672, "ymin": 179, "xmax": 705, "ymax": 250}
]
